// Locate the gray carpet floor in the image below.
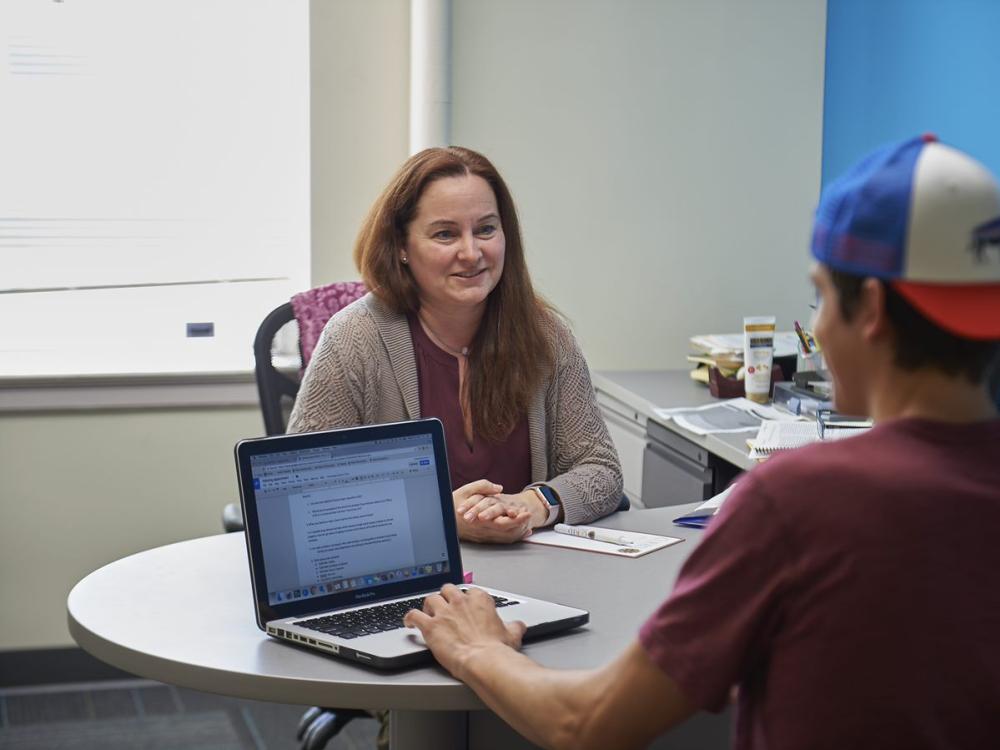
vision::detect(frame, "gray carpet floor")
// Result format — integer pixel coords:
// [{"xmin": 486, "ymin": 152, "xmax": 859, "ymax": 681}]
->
[{"xmin": 0, "ymin": 679, "xmax": 378, "ymax": 750}]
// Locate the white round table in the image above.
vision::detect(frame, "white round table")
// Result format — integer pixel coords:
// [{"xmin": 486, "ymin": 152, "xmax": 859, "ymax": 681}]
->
[{"xmin": 68, "ymin": 506, "xmax": 727, "ymax": 749}]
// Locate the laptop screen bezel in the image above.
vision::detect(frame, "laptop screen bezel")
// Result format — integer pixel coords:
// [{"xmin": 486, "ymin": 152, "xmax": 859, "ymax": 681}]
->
[{"xmin": 235, "ymin": 418, "xmax": 464, "ymax": 628}]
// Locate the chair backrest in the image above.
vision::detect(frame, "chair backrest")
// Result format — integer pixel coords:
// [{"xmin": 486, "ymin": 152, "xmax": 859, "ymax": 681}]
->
[
  {"xmin": 253, "ymin": 282, "xmax": 368, "ymax": 435},
  {"xmin": 291, "ymin": 280, "xmax": 367, "ymax": 368},
  {"xmin": 253, "ymin": 302, "xmax": 299, "ymax": 436}
]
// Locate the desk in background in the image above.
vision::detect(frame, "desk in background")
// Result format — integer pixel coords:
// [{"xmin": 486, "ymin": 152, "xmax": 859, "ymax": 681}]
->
[{"xmin": 595, "ymin": 370, "xmax": 752, "ymax": 508}]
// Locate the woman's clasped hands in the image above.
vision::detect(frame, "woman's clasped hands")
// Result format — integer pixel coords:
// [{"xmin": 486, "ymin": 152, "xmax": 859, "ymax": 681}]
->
[{"xmin": 452, "ymin": 479, "xmax": 547, "ymax": 543}]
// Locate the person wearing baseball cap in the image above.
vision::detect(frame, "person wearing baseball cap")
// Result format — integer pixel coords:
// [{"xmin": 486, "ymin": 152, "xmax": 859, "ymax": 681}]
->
[
  {"xmin": 400, "ymin": 136, "xmax": 1000, "ymax": 750},
  {"xmin": 811, "ymin": 134, "xmax": 1000, "ymax": 423}
]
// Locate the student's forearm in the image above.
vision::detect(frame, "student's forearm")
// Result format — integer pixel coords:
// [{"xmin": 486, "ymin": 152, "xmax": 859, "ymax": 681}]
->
[
  {"xmin": 457, "ymin": 640, "xmax": 695, "ymax": 750},
  {"xmin": 458, "ymin": 644, "xmax": 604, "ymax": 750}
]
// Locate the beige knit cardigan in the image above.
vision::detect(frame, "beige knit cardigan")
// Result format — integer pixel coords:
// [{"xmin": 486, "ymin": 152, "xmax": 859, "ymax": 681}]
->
[{"xmin": 287, "ymin": 293, "xmax": 623, "ymax": 525}]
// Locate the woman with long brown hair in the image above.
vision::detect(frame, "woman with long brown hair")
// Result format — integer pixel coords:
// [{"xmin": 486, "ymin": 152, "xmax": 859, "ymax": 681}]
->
[{"xmin": 288, "ymin": 146, "xmax": 622, "ymax": 543}]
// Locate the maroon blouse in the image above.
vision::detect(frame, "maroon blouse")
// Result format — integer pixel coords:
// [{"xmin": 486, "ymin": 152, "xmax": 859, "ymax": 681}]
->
[{"xmin": 408, "ymin": 315, "xmax": 532, "ymax": 492}]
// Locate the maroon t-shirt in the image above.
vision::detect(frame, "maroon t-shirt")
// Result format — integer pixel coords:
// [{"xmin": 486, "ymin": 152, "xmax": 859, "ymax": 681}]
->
[
  {"xmin": 408, "ymin": 315, "xmax": 532, "ymax": 492},
  {"xmin": 640, "ymin": 417, "xmax": 1000, "ymax": 750}
]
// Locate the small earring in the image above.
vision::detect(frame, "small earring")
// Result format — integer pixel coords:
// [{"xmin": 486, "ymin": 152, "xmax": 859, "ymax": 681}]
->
[{"xmin": 401, "ymin": 254, "xmax": 408, "ymax": 264}]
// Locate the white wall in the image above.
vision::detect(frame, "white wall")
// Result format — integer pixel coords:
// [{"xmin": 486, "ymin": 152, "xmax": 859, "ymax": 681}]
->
[{"xmin": 451, "ymin": 0, "xmax": 827, "ymax": 369}]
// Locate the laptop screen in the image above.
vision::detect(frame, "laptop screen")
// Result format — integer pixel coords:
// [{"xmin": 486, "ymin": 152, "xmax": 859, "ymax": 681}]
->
[{"xmin": 248, "ymin": 432, "xmax": 452, "ymax": 607}]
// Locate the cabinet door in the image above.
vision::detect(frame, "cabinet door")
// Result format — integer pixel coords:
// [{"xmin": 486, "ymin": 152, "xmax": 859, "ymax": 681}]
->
[
  {"xmin": 641, "ymin": 442, "xmax": 714, "ymax": 508},
  {"xmin": 598, "ymin": 405, "xmax": 646, "ymax": 503}
]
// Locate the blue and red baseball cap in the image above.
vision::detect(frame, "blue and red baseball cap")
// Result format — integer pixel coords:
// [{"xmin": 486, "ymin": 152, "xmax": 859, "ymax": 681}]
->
[{"xmin": 811, "ymin": 134, "xmax": 1000, "ymax": 339}]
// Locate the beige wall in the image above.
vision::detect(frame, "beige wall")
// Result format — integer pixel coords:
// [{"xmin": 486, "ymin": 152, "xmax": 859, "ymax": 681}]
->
[
  {"xmin": 310, "ymin": 0, "xmax": 410, "ymax": 285},
  {"xmin": 0, "ymin": 407, "xmax": 261, "ymax": 650},
  {"xmin": 1, "ymin": 0, "xmax": 826, "ymax": 650},
  {"xmin": 314, "ymin": 0, "xmax": 828, "ymax": 367},
  {"xmin": 451, "ymin": 0, "xmax": 826, "ymax": 369}
]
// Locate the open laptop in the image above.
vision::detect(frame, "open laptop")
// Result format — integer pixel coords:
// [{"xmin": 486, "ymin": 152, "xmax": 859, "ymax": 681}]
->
[{"xmin": 235, "ymin": 418, "xmax": 589, "ymax": 669}]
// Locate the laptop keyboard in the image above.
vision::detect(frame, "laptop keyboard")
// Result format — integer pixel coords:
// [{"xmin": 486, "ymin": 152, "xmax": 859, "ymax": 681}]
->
[{"xmin": 296, "ymin": 592, "xmax": 520, "ymax": 640}]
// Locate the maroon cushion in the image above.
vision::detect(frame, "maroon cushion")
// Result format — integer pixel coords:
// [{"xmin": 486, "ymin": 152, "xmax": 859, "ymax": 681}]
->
[{"xmin": 290, "ymin": 281, "xmax": 366, "ymax": 368}]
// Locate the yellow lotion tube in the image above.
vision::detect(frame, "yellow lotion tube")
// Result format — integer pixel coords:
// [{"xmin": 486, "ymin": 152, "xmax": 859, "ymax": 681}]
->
[{"xmin": 743, "ymin": 316, "xmax": 776, "ymax": 404}]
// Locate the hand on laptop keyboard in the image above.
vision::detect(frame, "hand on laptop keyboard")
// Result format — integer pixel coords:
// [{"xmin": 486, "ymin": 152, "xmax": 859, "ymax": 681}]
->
[
  {"xmin": 297, "ymin": 592, "xmax": 519, "ymax": 640},
  {"xmin": 401, "ymin": 584, "xmax": 532, "ymax": 680}
]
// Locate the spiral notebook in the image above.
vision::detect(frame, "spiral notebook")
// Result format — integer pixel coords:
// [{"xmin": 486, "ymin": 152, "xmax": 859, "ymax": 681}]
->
[{"xmin": 748, "ymin": 420, "xmax": 870, "ymax": 459}]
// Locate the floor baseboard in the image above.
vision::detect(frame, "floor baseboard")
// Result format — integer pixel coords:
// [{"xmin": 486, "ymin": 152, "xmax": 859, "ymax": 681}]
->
[{"xmin": 0, "ymin": 647, "xmax": 134, "ymax": 688}]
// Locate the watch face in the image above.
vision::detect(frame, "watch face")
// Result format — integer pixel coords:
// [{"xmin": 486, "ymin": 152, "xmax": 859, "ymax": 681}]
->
[{"xmin": 538, "ymin": 486, "xmax": 558, "ymax": 506}]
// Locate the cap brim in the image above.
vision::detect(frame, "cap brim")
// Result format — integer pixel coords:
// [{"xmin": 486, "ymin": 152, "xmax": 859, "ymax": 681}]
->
[{"xmin": 892, "ymin": 281, "xmax": 1000, "ymax": 340}]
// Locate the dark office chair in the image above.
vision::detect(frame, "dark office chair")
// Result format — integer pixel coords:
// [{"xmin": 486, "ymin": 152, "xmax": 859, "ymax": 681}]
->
[
  {"xmin": 223, "ymin": 294, "xmax": 631, "ymax": 523},
  {"xmin": 222, "ymin": 302, "xmax": 300, "ymax": 531},
  {"xmin": 255, "ymin": 301, "xmax": 300, "ymax": 436},
  {"xmin": 223, "ymin": 279, "xmax": 370, "ymax": 530},
  {"xmin": 226, "ymin": 289, "xmax": 630, "ymax": 521}
]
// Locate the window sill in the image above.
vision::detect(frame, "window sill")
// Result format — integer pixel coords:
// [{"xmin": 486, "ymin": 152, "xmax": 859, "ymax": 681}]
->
[{"xmin": 0, "ymin": 371, "xmax": 259, "ymax": 412}]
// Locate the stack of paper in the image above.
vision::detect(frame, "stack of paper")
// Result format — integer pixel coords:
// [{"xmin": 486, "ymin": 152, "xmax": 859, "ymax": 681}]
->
[{"xmin": 655, "ymin": 398, "xmax": 802, "ymax": 436}]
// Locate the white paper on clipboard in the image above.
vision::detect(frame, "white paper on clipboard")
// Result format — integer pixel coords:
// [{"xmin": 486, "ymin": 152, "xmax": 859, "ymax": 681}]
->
[{"xmin": 523, "ymin": 527, "xmax": 683, "ymax": 558}]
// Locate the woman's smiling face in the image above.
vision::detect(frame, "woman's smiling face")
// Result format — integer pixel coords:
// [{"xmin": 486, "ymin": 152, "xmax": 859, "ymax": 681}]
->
[{"xmin": 404, "ymin": 173, "xmax": 506, "ymax": 315}]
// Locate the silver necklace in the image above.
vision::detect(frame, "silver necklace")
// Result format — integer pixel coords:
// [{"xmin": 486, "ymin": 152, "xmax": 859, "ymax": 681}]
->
[{"xmin": 418, "ymin": 314, "xmax": 471, "ymax": 358}]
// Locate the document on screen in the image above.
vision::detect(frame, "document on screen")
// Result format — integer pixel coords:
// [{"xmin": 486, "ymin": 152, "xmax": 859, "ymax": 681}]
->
[{"xmin": 289, "ymin": 479, "xmax": 416, "ymax": 585}]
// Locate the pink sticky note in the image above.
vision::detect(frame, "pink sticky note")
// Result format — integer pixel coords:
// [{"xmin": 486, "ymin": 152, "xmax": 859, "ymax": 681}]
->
[{"xmin": 463, "ymin": 570, "xmax": 474, "ymax": 584}]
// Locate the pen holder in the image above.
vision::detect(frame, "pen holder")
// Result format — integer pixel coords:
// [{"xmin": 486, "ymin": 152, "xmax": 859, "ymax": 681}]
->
[
  {"xmin": 709, "ymin": 364, "xmax": 785, "ymax": 399},
  {"xmin": 797, "ymin": 350, "xmax": 824, "ymax": 373}
]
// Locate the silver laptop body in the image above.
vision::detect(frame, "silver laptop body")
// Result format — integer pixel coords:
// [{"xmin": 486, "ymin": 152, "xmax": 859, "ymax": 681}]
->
[{"xmin": 235, "ymin": 418, "xmax": 589, "ymax": 669}]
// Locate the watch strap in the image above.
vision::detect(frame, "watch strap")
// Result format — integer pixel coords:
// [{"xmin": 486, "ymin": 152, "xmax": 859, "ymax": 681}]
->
[{"xmin": 531, "ymin": 484, "xmax": 561, "ymax": 526}]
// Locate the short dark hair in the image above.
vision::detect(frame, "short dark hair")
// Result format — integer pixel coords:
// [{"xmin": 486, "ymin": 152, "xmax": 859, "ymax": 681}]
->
[{"xmin": 829, "ymin": 269, "xmax": 1000, "ymax": 384}]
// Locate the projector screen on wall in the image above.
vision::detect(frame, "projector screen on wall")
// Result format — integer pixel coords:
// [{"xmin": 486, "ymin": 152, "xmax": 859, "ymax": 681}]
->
[{"xmin": 0, "ymin": 0, "xmax": 310, "ymax": 376}]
